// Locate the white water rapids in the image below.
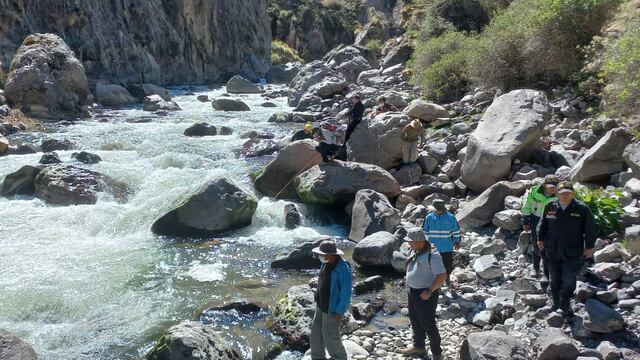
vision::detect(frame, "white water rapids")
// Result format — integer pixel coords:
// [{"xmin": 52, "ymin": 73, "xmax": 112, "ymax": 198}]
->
[{"xmin": 0, "ymin": 87, "xmax": 347, "ymax": 359}]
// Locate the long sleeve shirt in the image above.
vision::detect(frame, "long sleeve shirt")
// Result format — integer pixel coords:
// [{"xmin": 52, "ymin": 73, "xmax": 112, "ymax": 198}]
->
[
  {"xmin": 537, "ymin": 199, "xmax": 597, "ymax": 257},
  {"xmin": 422, "ymin": 211, "xmax": 461, "ymax": 253}
]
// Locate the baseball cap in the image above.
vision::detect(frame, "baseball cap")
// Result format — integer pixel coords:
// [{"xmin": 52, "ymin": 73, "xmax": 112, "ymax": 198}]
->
[
  {"xmin": 557, "ymin": 181, "xmax": 574, "ymax": 194},
  {"xmin": 544, "ymin": 175, "xmax": 559, "ymax": 187}
]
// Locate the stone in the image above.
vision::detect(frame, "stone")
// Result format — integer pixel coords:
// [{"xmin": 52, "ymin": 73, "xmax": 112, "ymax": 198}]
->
[
  {"xmin": 625, "ymin": 225, "xmax": 640, "ymax": 256},
  {"xmin": 504, "ymin": 196, "xmax": 523, "ymax": 210},
  {"xmin": 265, "ymin": 62, "xmax": 302, "ymax": 84},
  {"xmin": 196, "ymin": 95, "xmax": 210, "ymax": 102},
  {"xmin": 459, "ymin": 330, "xmax": 527, "ymax": 360},
  {"xmin": 4, "ymin": 33, "xmax": 92, "ymax": 119},
  {"xmin": 146, "ymin": 321, "xmax": 242, "ymax": 360},
  {"xmin": 485, "ymin": 290, "xmax": 516, "ymax": 311},
  {"xmin": 417, "ymin": 153, "xmax": 439, "ymax": 174},
  {"xmin": 269, "ymin": 285, "xmax": 322, "ymax": 350},
  {"xmin": 288, "ymin": 61, "xmax": 347, "ymax": 107},
  {"xmin": 348, "ymin": 112, "xmax": 411, "ymax": 170},
  {"xmin": 184, "ymin": 122, "xmax": 217, "ymax": 137},
  {"xmin": 151, "ymin": 177, "xmax": 257, "ymax": 237},
  {"xmin": 624, "ymin": 143, "xmax": 640, "ymax": 177},
  {"xmin": 536, "ymin": 327, "xmax": 580, "ymax": 360},
  {"xmin": 302, "ymin": 339, "xmax": 369, "ymax": 360},
  {"xmin": 0, "ymin": 329, "xmax": 38, "ymax": 360},
  {"xmin": 72, "ymin": 151, "xmax": 102, "ymax": 164},
  {"xmin": 39, "ymin": 152, "xmax": 62, "ymax": 165},
  {"xmin": 41, "ymin": 138, "xmax": 73, "ymax": 152},
  {"xmin": 492, "ymin": 209, "xmax": 523, "ymax": 231},
  {"xmin": 126, "ymin": 83, "xmax": 171, "ymax": 102},
  {"xmin": 0, "ymin": 165, "xmax": 42, "ymax": 197},
  {"xmin": 212, "ymin": 98, "xmax": 250, "ymax": 111},
  {"xmin": 473, "ymin": 255, "xmax": 503, "ymax": 280},
  {"xmin": 391, "ymin": 163, "xmax": 423, "ymax": 187},
  {"xmin": 95, "ymin": 84, "xmax": 137, "ymax": 106},
  {"xmin": 254, "ymin": 139, "xmax": 323, "ymax": 199},
  {"xmin": 34, "ymin": 165, "xmax": 121, "ymax": 205},
  {"xmin": 240, "ymin": 138, "xmax": 279, "ymax": 158},
  {"xmin": 349, "ymin": 189, "xmax": 400, "ymax": 242},
  {"xmin": 403, "ymin": 100, "xmax": 449, "ymax": 122},
  {"xmin": 219, "ymin": 126, "xmax": 234, "ymax": 136},
  {"xmin": 452, "ymin": 122, "xmax": 472, "ymax": 135},
  {"xmin": 461, "ymin": 90, "xmax": 551, "ymax": 193},
  {"xmin": 351, "ymin": 299, "xmax": 385, "ymax": 322},
  {"xmin": 352, "ymin": 231, "xmax": 398, "ymax": 267},
  {"xmin": 591, "ymin": 263, "xmax": 625, "ymax": 283},
  {"xmin": 271, "ymin": 239, "xmax": 323, "ymax": 270},
  {"xmin": 570, "ymin": 129, "xmax": 631, "ymax": 182},
  {"xmin": 456, "ymin": 181, "xmax": 527, "ymax": 230},
  {"xmin": 521, "ymin": 294, "xmax": 548, "ymax": 308},
  {"xmin": 294, "ymin": 161, "xmax": 400, "ymax": 206},
  {"xmin": 0, "ymin": 136, "xmax": 8, "ymax": 155},
  {"xmin": 584, "ymin": 298, "xmax": 625, "ymax": 333},
  {"xmin": 597, "ymin": 341, "xmax": 621, "ymax": 360},
  {"xmin": 504, "ymin": 278, "xmax": 543, "ymax": 295},
  {"xmin": 546, "ymin": 312, "xmax": 564, "ymax": 328},
  {"xmin": 472, "ymin": 310, "xmax": 493, "ymax": 326},
  {"xmin": 624, "ymin": 178, "xmax": 640, "ymax": 197},
  {"xmin": 323, "ymin": 45, "xmax": 372, "ymax": 83},
  {"xmin": 593, "ymin": 243, "xmax": 631, "ymax": 263},
  {"xmin": 143, "ymin": 94, "xmax": 181, "ymax": 112},
  {"xmin": 470, "ymin": 237, "xmax": 507, "ymax": 256},
  {"xmin": 226, "ymin": 75, "xmax": 261, "ymax": 94},
  {"xmin": 353, "ymin": 275, "xmax": 384, "ymax": 295},
  {"xmin": 284, "ymin": 203, "xmax": 301, "ymax": 229}
]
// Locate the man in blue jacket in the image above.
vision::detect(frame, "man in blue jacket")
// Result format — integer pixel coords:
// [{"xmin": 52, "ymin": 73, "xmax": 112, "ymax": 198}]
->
[
  {"xmin": 311, "ymin": 240, "xmax": 353, "ymax": 360},
  {"xmin": 422, "ymin": 199, "xmax": 461, "ymax": 283}
]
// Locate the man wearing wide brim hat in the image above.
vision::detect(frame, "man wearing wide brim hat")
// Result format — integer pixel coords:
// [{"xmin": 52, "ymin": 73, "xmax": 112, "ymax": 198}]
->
[
  {"xmin": 400, "ymin": 227, "xmax": 446, "ymax": 360},
  {"xmin": 310, "ymin": 240, "xmax": 352, "ymax": 360},
  {"xmin": 401, "ymin": 119, "xmax": 423, "ymax": 165}
]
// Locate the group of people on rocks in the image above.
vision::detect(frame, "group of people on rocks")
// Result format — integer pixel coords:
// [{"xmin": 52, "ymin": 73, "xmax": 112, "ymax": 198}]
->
[{"xmin": 308, "ymin": 175, "xmax": 597, "ymax": 359}]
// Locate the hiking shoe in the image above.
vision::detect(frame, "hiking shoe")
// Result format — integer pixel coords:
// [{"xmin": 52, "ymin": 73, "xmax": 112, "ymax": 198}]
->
[{"xmin": 401, "ymin": 346, "xmax": 427, "ymax": 357}]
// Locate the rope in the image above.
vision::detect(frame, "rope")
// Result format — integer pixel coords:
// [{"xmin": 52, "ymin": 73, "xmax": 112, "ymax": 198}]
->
[{"xmin": 273, "ymin": 153, "xmax": 322, "ymax": 199}]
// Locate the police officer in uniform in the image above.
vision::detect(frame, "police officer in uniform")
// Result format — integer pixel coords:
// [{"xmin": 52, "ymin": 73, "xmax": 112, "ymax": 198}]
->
[{"xmin": 537, "ymin": 182, "xmax": 597, "ymax": 316}]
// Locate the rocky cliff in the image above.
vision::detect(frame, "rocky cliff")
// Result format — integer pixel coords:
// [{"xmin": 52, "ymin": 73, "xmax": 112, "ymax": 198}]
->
[{"xmin": 0, "ymin": 0, "xmax": 271, "ymax": 85}]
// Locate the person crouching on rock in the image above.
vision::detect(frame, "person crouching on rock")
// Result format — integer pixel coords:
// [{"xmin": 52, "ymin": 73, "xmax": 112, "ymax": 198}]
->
[
  {"xmin": 310, "ymin": 240, "xmax": 353, "ymax": 360},
  {"xmin": 401, "ymin": 119, "xmax": 424, "ymax": 165},
  {"xmin": 401, "ymin": 228, "xmax": 447, "ymax": 360},
  {"xmin": 313, "ymin": 122, "xmax": 343, "ymax": 163}
]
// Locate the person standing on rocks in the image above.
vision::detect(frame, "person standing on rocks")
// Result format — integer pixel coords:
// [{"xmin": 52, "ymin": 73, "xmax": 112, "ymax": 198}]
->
[
  {"xmin": 401, "ymin": 228, "xmax": 447, "ymax": 360},
  {"xmin": 521, "ymin": 175, "xmax": 558, "ymax": 279},
  {"xmin": 422, "ymin": 199, "xmax": 461, "ymax": 284},
  {"xmin": 314, "ymin": 122, "xmax": 343, "ymax": 162},
  {"xmin": 537, "ymin": 182, "xmax": 597, "ymax": 317},
  {"xmin": 342, "ymin": 95, "xmax": 364, "ymax": 146},
  {"xmin": 310, "ymin": 240, "xmax": 352, "ymax": 360},
  {"xmin": 401, "ymin": 119, "xmax": 423, "ymax": 165}
]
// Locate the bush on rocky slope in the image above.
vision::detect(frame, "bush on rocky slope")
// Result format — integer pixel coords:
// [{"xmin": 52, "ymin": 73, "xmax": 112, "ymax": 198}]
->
[
  {"xmin": 271, "ymin": 40, "xmax": 303, "ymax": 65},
  {"xmin": 575, "ymin": 186, "xmax": 625, "ymax": 236}
]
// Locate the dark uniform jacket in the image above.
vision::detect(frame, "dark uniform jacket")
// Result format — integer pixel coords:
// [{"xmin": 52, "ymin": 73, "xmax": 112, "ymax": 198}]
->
[
  {"xmin": 347, "ymin": 101, "xmax": 365, "ymax": 122},
  {"xmin": 537, "ymin": 199, "xmax": 597, "ymax": 258}
]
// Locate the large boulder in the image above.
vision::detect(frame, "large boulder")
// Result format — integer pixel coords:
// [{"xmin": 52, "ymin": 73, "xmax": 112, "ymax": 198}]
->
[
  {"xmin": 624, "ymin": 143, "xmax": 640, "ymax": 178},
  {"xmin": 348, "ymin": 112, "xmax": 411, "ymax": 170},
  {"xmin": 0, "ymin": 329, "xmax": 38, "ymax": 360},
  {"xmin": 352, "ymin": 231, "xmax": 399, "ymax": 267},
  {"xmin": 570, "ymin": 129, "xmax": 631, "ymax": 182},
  {"xmin": 492, "ymin": 209, "xmax": 522, "ymax": 231},
  {"xmin": 226, "ymin": 75, "xmax": 261, "ymax": 94},
  {"xmin": 41, "ymin": 138, "xmax": 73, "ymax": 152},
  {"xmin": 403, "ymin": 100, "xmax": 449, "ymax": 122},
  {"xmin": 1, "ymin": 165, "xmax": 43, "ymax": 197},
  {"xmin": 271, "ymin": 239, "xmax": 323, "ymax": 270},
  {"xmin": 126, "ymin": 83, "xmax": 171, "ymax": 102},
  {"xmin": 584, "ymin": 298, "xmax": 625, "ymax": 333},
  {"xmin": 143, "ymin": 95, "xmax": 181, "ymax": 112},
  {"xmin": 473, "ymin": 255, "xmax": 503, "ymax": 280},
  {"xmin": 461, "ymin": 89, "xmax": 551, "ymax": 193},
  {"xmin": 456, "ymin": 181, "xmax": 527, "ymax": 230},
  {"xmin": 267, "ymin": 285, "xmax": 318, "ymax": 350},
  {"xmin": 34, "ymin": 165, "xmax": 122, "ymax": 205},
  {"xmin": 323, "ymin": 45, "xmax": 372, "ymax": 83},
  {"xmin": 349, "ymin": 189, "xmax": 400, "ymax": 242},
  {"xmin": 212, "ymin": 98, "xmax": 250, "ymax": 111},
  {"xmin": 146, "ymin": 321, "xmax": 243, "ymax": 360},
  {"xmin": 254, "ymin": 139, "xmax": 322, "ymax": 199},
  {"xmin": 4, "ymin": 33, "xmax": 92, "ymax": 120},
  {"xmin": 294, "ymin": 161, "xmax": 400, "ymax": 206},
  {"xmin": 151, "ymin": 178, "xmax": 257, "ymax": 237},
  {"xmin": 288, "ymin": 61, "xmax": 347, "ymax": 107},
  {"xmin": 535, "ymin": 327, "xmax": 580, "ymax": 360},
  {"xmin": 95, "ymin": 84, "xmax": 137, "ymax": 107},
  {"xmin": 266, "ymin": 62, "xmax": 302, "ymax": 84},
  {"xmin": 459, "ymin": 331, "xmax": 527, "ymax": 360},
  {"xmin": 184, "ymin": 122, "xmax": 217, "ymax": 137}
]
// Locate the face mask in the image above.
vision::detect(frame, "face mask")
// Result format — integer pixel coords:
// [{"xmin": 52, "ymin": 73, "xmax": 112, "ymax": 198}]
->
[{"xmin": 319, "ymin": 256, "xmax": 330, "ymax": 264}]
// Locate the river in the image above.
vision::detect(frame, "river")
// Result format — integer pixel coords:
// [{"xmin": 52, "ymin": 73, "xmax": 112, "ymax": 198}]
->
[{"xmin": 0, "ymin": 87, "xmax": 348, "ymax": 359}]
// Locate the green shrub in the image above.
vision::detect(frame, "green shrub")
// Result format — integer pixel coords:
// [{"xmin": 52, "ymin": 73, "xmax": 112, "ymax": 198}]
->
[
  {"xmin": 0, "ymin": 73, "xmax": 6, "ymax": 89},
  {"xmin": 271, "ymin": 40, "xmax": 303, "ymax": 65},
  {"xmin": 575, "ymin": 186, "xmax": 624, "ymax": 236},
  {"xmin": 410, "ymin": 31, "xmax": 472, "ymax": 103},
  {"xmin": 600, "ymin": 16, "xmax": 640, "ymax": 118},
  {"xmin": 469, "ymin": 0, "xmax": 622, "ymax": 90},
  {"xmin": 364, "ymin": 39, "xmax": 383, "ymax": 53}
]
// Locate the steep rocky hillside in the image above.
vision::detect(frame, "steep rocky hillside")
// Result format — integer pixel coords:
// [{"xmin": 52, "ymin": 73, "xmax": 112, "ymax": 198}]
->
[{"xmin": 0, "ymin": 0, "xmax": 271, "ymax": 85}]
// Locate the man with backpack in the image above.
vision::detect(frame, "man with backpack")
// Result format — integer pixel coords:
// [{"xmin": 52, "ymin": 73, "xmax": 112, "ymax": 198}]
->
[{"xmin": 401, "ymin": 227, "xmax": 446, "ymax": 360}]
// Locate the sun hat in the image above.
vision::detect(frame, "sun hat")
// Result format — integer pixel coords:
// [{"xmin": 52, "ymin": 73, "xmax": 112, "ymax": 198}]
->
[
  {"xmin": 432, "ymin": 199, "xmax": 447, "ymax": 212},
  {"xmin": 404, "ymin": 227, "xmax": 428, "ymax": 242},
  {"xmin": 312, "ymin": 240, "xmax": 344, "ymax": 256},
  {"xmin": 557, "ymin": 181, "xmax": 574, "ymax": 194}
]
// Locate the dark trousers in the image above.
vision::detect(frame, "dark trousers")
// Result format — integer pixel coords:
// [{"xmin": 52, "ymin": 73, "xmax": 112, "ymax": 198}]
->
[
  {"xmin": 529, "ymin": 216, "xmax": 549, "ymax": 278},
  {"xmin": 316, "ymin": 142, "xmax": 341, "ymax": 162},
  {"xmin": 440, "ymin": 251, "xmax": 454, "ymax": 283},
  {"xmin": 547, "ymin": 254, "xmax": 582, "ymax": 312},
  {"xmin": 343, "ymin": 118, "xmax": 361, "ymax": 144},
  {"xmin": 408, "ymin": 288, "xmax": 442, "ymax": 356}
]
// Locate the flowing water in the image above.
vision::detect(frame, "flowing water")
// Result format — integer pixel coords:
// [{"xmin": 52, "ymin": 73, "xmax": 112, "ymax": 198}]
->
[{"xmin": 0, "ymin": 87, "xmax": 348, "ymax": 359}]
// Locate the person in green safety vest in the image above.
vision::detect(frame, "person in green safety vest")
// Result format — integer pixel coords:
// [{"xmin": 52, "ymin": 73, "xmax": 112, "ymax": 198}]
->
[{"xmin": 521, "ymin": 175, "xmax": 559, "ymax": 279}]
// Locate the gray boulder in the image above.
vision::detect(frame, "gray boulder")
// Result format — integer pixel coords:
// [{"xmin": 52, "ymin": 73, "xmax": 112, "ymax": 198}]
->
[
  {"xmin": 41, "ymin": 138, "xmax": 73, "ymax": 152},
  {"xmin": 352, "ymin": 231, "xmax": 398, "ymax": 267},
  {"xmin": 39, "ymin": 152, "xmax": 62, "ymax": 165},
  {"xmin": 284, "ymin": 203, "xmax": 301, "ymax": 229},
  {"xmin": 0, "ymin": 329, "xmax": 38, "ymax": 360},
  {"xmin": 0, "ymin": 165, "xmax": 42, "ymax": 197},
  {"xmin": 323, "ymin": 45, "xmax": 372, "ymax": 83},
  {"xmin": 473, "ymin": 255, "xmax": 503, "ymax": 280},
  {"xmin": 146, "ymin": 321, "xmax": 243, "ymax": 360},
  {"xmin": 271, "ymin": 239, "xmax": 323, "ymax": 270},
  {"xmin": 302, "ymin": 340, "xmax": 369, "ymax": 360},
  {"xmin": 288, "ymin": 61, "xmax": 347, "ymax": 107},
  {"xmin": 353, "ymin": 275, "xmax": 384, "ymax": 295},
  {"xmin": 584, "ymin": 298, "xmax": 625, "ymax": 333},
  {"xmin": 0, "ymin": 136, "xmax": 8, "ymax": 155},
  {"xmin": 95, "ymin": 84, "xmax": 137, "ymax": 107},
  {"xmin": 349, "ymin": 189, "xmax": 400, "ymax": 242},
  {"xmin": 461, "ymin": 90, "xmax": 551, "ymax": 193},
  {"xmin": 226, "ymin": 75, "xmax": 261, "ymax": 94},
  {"xmin": 456, "ymin": 181, "xmax": 527, "ymax": 230},
  {"xmin": 267, "ymin": 285, "xmax": 317, "ymax": 350},
  {"xmin": 212, "ymin": 98, "xmax": 250, "ymax": 111},
  {"xmin": 151, "ymin": 178, "xmax": 257, "ymax": 237},
  {"xmin": 492, "ymin": 209, "xmax": 523, "ymax": 231},
  {"xmin": 72, "ymin": 151, "xmax": 101, "ymax": 164},
  {"xmin": 4, "ymin": 33, "xmax": 92, "ymax": 119},
  {"xmin": 294, "ymin": 161, "xmax": 400, "ymax": 206},
  {"xmin": 34, "ymin": 165, "xmax": 122, "ymax": 205},
  {"xmin": 459, "ymin": 330, "xmax": 527, "ymax": 360},
  {"xmin": 597, "ymin": 341, "xmax": 621, "ymax": 360},
  {"xmin": 570, "ymin": 129, "xmax": 631, "ymax": 182},
  {"xmin": 184, "ymin": 122, "xmax": 217, "ymax": 137},
  {"xmin": 626, "ymin": 225, "xmax": 640, "ymax": 256},
  {"xmin": 391, "ymin": 163, "xmax": 422, "ymax": 187},
  {"xmin": 348, "ymin": 112, "xmax": 411, "ymax": 170},
  {"xmin": 536, "ymin": 327, "xmax": 580, "ymax": 360},
  {"xmin": 266, "ymin": 62, "xmax": 302, "ymax": 84},
  {"xmin": 591, "ymin": 262, "xmax": 625, "ymax": 283},
  {"xmin": 254, "ymin": 139, "xmax": 322, "ymax": 199},
  {"xmin": 403, "ymin": 100, "xmax": 449, "ymax": 122},
  {"xmin": 143, "ymin": 94, "xmax": 181, "ymax": 112},
  {"xmin": 624, "ymin": 143, "xmax": 640, "ymax": 177},
  {"xmin": 126, "ymin": 83, "xmax": 171, "ymax": 102}
]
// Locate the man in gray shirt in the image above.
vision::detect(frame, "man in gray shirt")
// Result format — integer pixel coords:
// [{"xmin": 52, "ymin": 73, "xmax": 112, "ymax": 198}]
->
[{"xmin": 401, "ymin": 227, "xmax": 447, "ymax": 360}]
